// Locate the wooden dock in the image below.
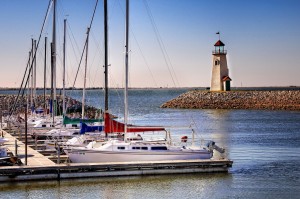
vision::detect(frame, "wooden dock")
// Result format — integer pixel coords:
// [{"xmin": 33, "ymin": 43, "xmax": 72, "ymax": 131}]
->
[
  {"xmin": 0, "ymin": 129, "xmax": 233, "ymax": 182},
  {"xmin": 2, "ymin": 130, "xmax": 56, "ymax": 166}
]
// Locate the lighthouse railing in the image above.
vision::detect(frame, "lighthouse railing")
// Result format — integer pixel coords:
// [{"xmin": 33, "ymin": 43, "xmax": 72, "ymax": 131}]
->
[{"xmin": 212, "ymin": 50, "xmax": 227, "ymax": 55}]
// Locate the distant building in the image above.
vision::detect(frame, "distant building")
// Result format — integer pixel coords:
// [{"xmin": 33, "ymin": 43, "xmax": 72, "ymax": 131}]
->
[{"xmin": 210, "ymin": 40, "xmax": 231, "ymax": 91}]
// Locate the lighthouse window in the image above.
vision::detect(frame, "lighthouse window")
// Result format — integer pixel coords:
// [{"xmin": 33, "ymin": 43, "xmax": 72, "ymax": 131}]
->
[{"xmin": 215, "ymin": 60, "xmax": 220, "ymax": 66}]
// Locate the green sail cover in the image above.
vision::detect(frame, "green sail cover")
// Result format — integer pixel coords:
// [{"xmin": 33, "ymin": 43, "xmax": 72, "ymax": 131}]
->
[{"xmin": 63, "ymin": 115, "xmax": 103, "ymax": 125}]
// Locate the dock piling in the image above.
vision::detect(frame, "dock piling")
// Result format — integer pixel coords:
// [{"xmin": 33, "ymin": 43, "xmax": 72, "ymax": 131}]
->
[{"xmin": 15, "ymin": 140, "xmax": 18, "ymax": 157}]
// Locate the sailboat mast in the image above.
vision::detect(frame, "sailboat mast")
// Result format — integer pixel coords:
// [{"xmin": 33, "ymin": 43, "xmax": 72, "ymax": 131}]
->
[
  {"xmin": 82, "ymin": 27, "xmax": 90, "ymax": 119},
  {"xmin": 27, "ymin": 51, "xmax": 31, "ymax": 115},
  {"xmin": 50, "ymin": 42, "xmax": 54, "ymax": 123},
  {"xmin": 63, "ymin": 19, "xmax": 66, "ymax": 116},
  {"xmin": 103, "ymin": 0, "xmax": 109, "ymax": 137},
  {"xmin": 30, "ymin": 38, "xmax": 34, "ymax": 113},
  {"xmin": 124, "ymin": 0, "xmax": 129, "ymax": 136},
  {"xmin": 44, "ymin": 36, "xmax": 47, "ymax": 113},
  {"xmin": 52, "ymin": 0, "xmax": 57, "ymax": 117},
  {"xmin": 34, "ymin": 39, "xmax": 37, "ymax": 109},
  {"xmin": 104, "ymin": 0, "xmax": 108, "ymax": 112}
]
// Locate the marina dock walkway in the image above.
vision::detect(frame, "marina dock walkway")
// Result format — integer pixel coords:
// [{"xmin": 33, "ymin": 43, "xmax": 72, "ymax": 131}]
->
[{"xmin": 2, "ymin": 130, "xmax": 55, "ymax": 166}]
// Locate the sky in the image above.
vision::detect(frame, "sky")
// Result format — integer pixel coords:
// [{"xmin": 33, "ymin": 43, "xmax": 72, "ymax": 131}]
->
[{"xmin": 0, "ymin": 0, "xmax": 300, "ymax": 88}]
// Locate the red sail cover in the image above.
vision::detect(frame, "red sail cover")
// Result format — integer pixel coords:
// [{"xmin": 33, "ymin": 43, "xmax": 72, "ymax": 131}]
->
[{"xmin": 104, "ymin": 112, "xmax": 165, "ymax": 133}]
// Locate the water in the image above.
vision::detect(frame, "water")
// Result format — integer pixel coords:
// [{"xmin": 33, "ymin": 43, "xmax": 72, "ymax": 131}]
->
[{"xmin": 1, "ymin": 88, "xmax": 300, "ymax": 198}]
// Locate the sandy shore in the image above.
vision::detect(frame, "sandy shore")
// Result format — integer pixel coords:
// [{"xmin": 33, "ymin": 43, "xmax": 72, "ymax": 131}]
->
[{"xmin": 161, "ymin": 90, "xmax": 300, "ymax": 111}]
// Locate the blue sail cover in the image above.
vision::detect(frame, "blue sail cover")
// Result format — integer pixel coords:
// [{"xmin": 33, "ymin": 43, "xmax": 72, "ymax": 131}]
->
[
  {"xmin": 49, "ymin": 99, "xmax": 52, "ymax": 113},
  {"xmin": 35, "ymin": 107, "xmax": 44, "ymax": 114},
  {"xmin": 80, "ymin": 122, "xmax": 104, "ymax": 134},
  {"xmin": 31, "ymin": 101, "xmax": 35, "ymax": 113}
]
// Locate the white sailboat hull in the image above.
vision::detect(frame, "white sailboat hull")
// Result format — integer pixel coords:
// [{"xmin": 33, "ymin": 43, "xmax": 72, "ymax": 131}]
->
[{"xmin": 66, "ymin": 148, "xmax": 212, "ymax": 163}]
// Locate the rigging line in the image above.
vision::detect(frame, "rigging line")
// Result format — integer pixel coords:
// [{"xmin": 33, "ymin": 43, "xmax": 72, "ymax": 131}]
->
[
  {"xmin": 56, "ymin": 2, "xmax": 71, "ymax": 84},
  {"xmin": 65, "ymin": 43, "xmax": 77, "ymax": 88},
  {"xmin": 131, "ymin": 30, "xmax": 158, "ymax": 88},
  {"xmin": 8, "ymin": 51, "xmax": 31, "ymax": 116},
  {"xmin": 9, "ymin": 0, "xmax": 53, "ymax": 119},
  {"xmin": 107, "ymin": 73, "xmax": 124, "ymax": 110},
  {"xmin": 143, "ymin": 0, "xmax": 178, "ymax": 87},
  {"xmin": 143, "ymin": 0, "xmax": 180, "ymax": 87},
  {"xmin": 90, "ymin": 31, "xmax": 104, "ymax": 88},
  {"xmin": 146, "ymin": 1, "xmax": 180, "ymax": 88},
  {"xmin": 56, "ymin": 53, "xmax": 64, "ymax": 86},
  {"xmin": 14, "ymin": 51, "xmax": 30, "ymax": 88},
  {"xmin": 72, "ymin": 41, "xmax": 86, "ymax": 88},
  {"xmin": 144, "ymin": 4, "xmax": 202, "ymax": 138},
  {"xmin": 89, "ymin": 30, "xmax": 104, "ymax": 87},
  {"xmin": 63, "ymin": 0, "xmax": 100, "ymax": 115},
  {"xmin": 71, "ymin": 0, "xmax": 99, "ymax": 89},
  {"xmin": 66, "ymin": 21, "xmax": 81, "ymax": 64},
  {"xmin": 91, "ymin": 29, "xmax": 104, "ymax": 58},
  {"xmin": 116, "ymin": 0, "xmax": 158, "ymax": 88},
  {"xmin": 91, "ymin": 31, "xmax": 103, "ymax": 68},
  {"xmin": 189, "ymin": 116, "xmax": 204, "ymax": 140},
  {"xmin": 66, "ymin": 23, "xmax": 81, "ymax": 85}
]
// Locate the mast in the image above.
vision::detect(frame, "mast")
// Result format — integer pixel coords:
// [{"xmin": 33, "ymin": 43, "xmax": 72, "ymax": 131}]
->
[
  {"xmin": 44, "ymin": 37, "xmax": 47, "ymax": 113},
  {"xmin": 104, "ymin": 0, "xmax": 108, "ymax": 112},
  {"xmin": 63, "ymin": 19, "xmax": 66, "ymax": 116},
  {"xmin": 27, "ymin": 51, "xmax": 31, "ymax": 116},
  {"xmin": 104, "ymin": 0, "xmax": 109, "ymax": 137},
  {"xmin": 82, "ymin": 27, "xmax": 90, "ymax": 119},
  {"xmin": 34, "ymin": 39, "xmax": 37, "ymax": 109},
  {"xmin": 30, "ymin": 38, "xmax": 34, "ymax": 114},
  {"xmin": 50, "ymin": 42, "xmax": 54, "ymax": 123},
  {"xmin": 124, "ymin": 0, "xmax": 129, "ymax": 137},
  {"xmin": 52, "ymin": 0, "xmax": 57, "ymax": 117}
]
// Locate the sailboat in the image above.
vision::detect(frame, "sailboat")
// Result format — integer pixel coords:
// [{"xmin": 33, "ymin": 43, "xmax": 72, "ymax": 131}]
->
[
  {"xmin": 65, "ymin": 0, "xmax": 224, "ymax": 163},
  {"xmin": 33, "ymin": 11, "xmax": 103, "ymax": 140},
  {"xmin": 26, "ymin": 0, "xmax": 63, "ymax": 130},
  {"xmin": 42, "ymin": 1, "xmax": 111, "ymax": 149}
]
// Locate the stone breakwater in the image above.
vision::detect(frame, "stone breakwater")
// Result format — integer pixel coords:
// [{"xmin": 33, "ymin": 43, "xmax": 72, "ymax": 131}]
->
[
  {"xmin": 160, "ymin": 90, "xmax": 300, "ymax": 111},
  {"xmin": 0, "ymin": 95, "xmax": 100, "ymax": 118}
]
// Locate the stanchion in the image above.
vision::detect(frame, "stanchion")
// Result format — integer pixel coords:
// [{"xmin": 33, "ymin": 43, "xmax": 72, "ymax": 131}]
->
[{"xmin": 25, "ymin": 106, "xmax": 28, "ymax": 165}]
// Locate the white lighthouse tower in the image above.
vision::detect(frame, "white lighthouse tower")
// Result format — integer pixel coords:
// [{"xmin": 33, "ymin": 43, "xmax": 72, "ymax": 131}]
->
[{"xmin": 210, "ymin": 39, "xmax": 231, "ymax": 91}]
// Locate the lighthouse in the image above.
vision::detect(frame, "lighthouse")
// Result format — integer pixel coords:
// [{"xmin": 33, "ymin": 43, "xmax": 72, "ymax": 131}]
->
[{"xmin": 210, "ymin": 39, "xmax": 231, "ymax": 91}]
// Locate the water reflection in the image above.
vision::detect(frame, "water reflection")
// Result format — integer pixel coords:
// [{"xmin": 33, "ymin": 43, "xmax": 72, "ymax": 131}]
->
[{"xmin": 0, "ymin": 173, "xmax": 233, "ymax": 199}]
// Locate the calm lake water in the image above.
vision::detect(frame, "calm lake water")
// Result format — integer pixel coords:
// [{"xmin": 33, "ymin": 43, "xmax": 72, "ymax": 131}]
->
[{"xmin": 1, "ymin": 88, "xmax": 300, "ymax": 199}]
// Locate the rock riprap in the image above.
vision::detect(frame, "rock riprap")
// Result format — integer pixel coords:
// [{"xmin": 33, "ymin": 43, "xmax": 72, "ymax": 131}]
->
[
  {"xmin": 161, "ymin": 90, "xmax": 300, "ymax": 110},
  {"xmin": 0, "ymin": 95, "xmax": 100, "ymax": 118}
]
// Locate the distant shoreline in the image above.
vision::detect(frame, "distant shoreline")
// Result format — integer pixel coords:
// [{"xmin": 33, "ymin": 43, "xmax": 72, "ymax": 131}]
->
[
  {"xmin": 161, "ymin": 90, "xmax": 300, "ymax": 111},
  {"xmin": 0, "ymin": 86, "xmax": 299, "ymax": 91}
]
